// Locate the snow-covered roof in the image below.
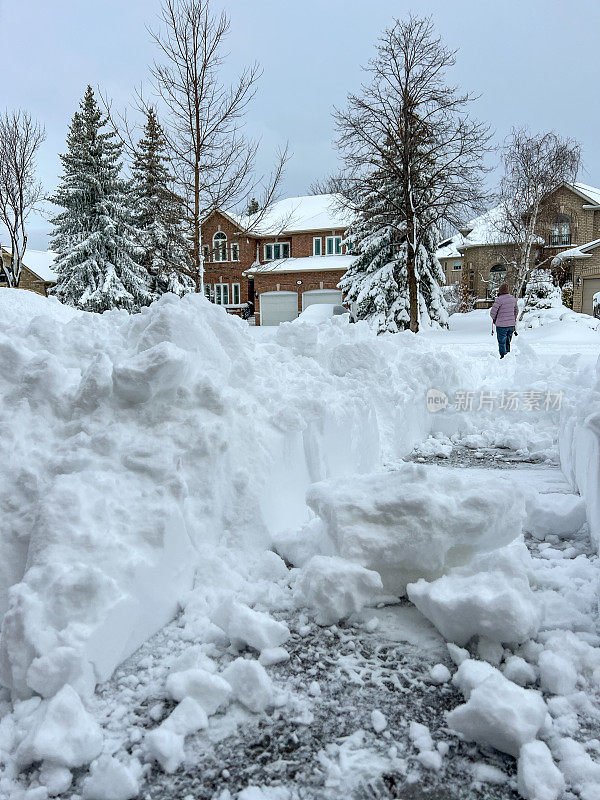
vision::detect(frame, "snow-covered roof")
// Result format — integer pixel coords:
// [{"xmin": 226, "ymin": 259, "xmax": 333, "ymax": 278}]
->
[
  {"xmin": 23, "ymin": 249, "xmax": 58, "ymax": 282},
  {"xmin": 436, "ymin": 236, "xmax": 464, "ymax": 260},
  {"xmin": 551, "ymin": 238, "xmax": 600, "ymax": 263},
  {"xmin": 2, "ymin": 248, "xmax": 58, "ymax": 282},
  {"xmin": 235, "ymin": 194, "xmax": 353, "ymax": 236},
  {"xmin": 458, "ymin": 205, "xmax": 515, "ymax": 248},
  {"xmin": 245, "ymin": 254, "xmax": 356, "ymax": 275},
  {"xmin": 569, "ymin": 182, "xmax": 600, "ymax": 207}
]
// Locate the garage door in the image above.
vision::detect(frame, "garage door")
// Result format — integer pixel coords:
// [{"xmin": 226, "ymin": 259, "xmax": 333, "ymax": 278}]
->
[
  {"xmin": 259, "ymin": 291, "xmax": 298, "ymax": 326},
  {"xmin": 582, "ymin": 278, "xmax": 600, "ymax": 316},
  {"xmin": 302, "ymin": 289, "xmax": 343, "ymax": 310}
]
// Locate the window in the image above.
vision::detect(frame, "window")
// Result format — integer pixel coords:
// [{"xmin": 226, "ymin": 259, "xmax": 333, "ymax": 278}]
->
[
  {"xmin": 203, "ymin": 283, "xmax": 213, "ymax": 301},
  {"xmin": 452, "ymin": 261, "xmax": 462, "ymax": 271},
  {"xmin": 549, "ymin": 214, "xmax": 571, "ymax": 246},
  {"xmin": 326, "ymin": 236, "xmax": 342, "ymax": 255},
  {"xmin": 264, "ymin": 242, "xmax": 290, "ymax": 261},
  {"xmin": 213, "ymin": 231, "xmax": 228, "ymax": 262},
  {"xmin": 231, "ymin": 243, "xmax": 239, "ymax": 262},
  {"xmin": 487, "ymin": 264, "xmax": 507, "ymax": 299},
  {"xmin": 313, "ymin": 237, "xmax": 322, "ymax": 256},
  {"xmin": 202, "ymin": 245, "xmax": 210, "ymax": 263},
  {"xmin": 232, "ymin": 283, "xmax": 241, "ymax": 305},
  {"xmin": 215, "ymin": 283, "xmax": 230, "ymax": 305}
]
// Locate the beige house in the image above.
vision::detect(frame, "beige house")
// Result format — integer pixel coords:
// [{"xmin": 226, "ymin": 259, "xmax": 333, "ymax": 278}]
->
[
  {"xmin": 436, "ymin": 182, "xmax": 600, "ymax": 314},
  {"xmin": 0, "ymin": 248, "xmax": 57, "ymax": 296}
]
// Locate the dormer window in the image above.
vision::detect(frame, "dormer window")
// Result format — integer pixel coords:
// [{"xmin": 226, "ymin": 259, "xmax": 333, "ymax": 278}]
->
[
  {"xmin": 549, "ymin": 215, "xmax": 571, "ymax": 247},
  {"xmin": 213, "ymin": 231, "xmax": 228, "ymax": 262}
]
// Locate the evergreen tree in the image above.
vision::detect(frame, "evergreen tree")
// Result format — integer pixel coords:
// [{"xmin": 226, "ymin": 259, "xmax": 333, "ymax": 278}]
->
[
  {"xmin": 51, "ymin": 86, "xmax": 151, "ymax": 312},
  {"xmin": 131, "ymin": 107, "xmax": 194, "ymax": 298},
  {"xmin": 246, "ymin": 197, "xmax": 259, "ymax": 216},
  {"xmin": 340, "ymin": 156, "xmax": 448, "ymax": 333}
]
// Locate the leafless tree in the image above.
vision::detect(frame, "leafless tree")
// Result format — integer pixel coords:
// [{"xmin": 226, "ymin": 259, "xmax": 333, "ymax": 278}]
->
[
  {"xmin": 497, "ymin": 128, "xmax": 581, "ymax": 299},
  {"xmin": 0, "ymin": 111, "xmax": 45, "ymax": 287},
  {"xmin": 334, "ymin": 16, "xmax": 492, "ymax": 331},
  {"xmin": 139, "ymin": 0, "xmax": 288, "ymax": 291}
]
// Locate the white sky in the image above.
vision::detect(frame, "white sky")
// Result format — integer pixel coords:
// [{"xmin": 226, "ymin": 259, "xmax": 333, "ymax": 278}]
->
[{"xmin": 1, "ymin": 0, "xmax": 599, "ymax": 249}]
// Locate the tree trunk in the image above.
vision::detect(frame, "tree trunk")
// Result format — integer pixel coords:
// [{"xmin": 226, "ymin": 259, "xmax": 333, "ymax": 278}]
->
[{"xmin": 407, "ymin": 248, "xmax": 419, "ymax": 332}]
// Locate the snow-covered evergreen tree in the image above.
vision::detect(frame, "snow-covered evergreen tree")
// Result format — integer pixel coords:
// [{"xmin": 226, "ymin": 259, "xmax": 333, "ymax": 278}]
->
[
  {"xmin": 51, "ymin": 86, "xmax": 151, "ymax": 312},
  {"xmin": 340, "ymin": 163, "xmax": 448, "ymax": 333},
  {"xmin": 131, "ymin": 107, "xmax": 194, "ymax": 298},
  {"xmin": 523, "ymin": 268, "xmax": 562, "ymax": 311}
]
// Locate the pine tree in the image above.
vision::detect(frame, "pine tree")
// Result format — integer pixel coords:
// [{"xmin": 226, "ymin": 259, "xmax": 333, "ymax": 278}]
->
[
  {"xmin": 51, "ymin": 86, "xmax": 151, "ymax": 312},
  {"xmin": 340, "ymin": 158, "xmax": 448, "ymax": 333},
  {"xmin": 131, "ymin": 107, "xmax": 194, "ymax": 298}
]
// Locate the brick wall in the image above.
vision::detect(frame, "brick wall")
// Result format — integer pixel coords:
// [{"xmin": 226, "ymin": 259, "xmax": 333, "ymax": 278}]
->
[
  {"xmin": 253, "ymin": 269, "xmax": 347, "ymax": 324},
  {"xmin": 201, "ymin": 211, "xmax": 256, "ymax": 303},
  {"xmin": 257, "ymin": 230, "xmax": 348, "ymax": 259},
  {"xmin": 0, "ymin": 253, "xmax": 49, "ymax": 296}
]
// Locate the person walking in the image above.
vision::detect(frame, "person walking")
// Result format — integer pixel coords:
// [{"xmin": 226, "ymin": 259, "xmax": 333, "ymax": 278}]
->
[{"xmin": 490, "ymin": 283, "xmax": 518, "ymax": 358}]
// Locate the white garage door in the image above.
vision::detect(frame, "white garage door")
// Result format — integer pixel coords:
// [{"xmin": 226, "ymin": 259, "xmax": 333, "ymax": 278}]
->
[
  {"xmin": 582, "ymin": 278, "xmax": 600, "ymax": 316},
  {"xmin": 302, "ymin": 289, "xmax": 343, "ymax": 310},
  {"xmin": 260, "ymin": 291, "xmax": 298, "ymax": 326}
]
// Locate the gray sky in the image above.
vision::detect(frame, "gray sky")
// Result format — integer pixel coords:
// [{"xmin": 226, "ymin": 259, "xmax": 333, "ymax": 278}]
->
[{"xmin": 1, "ymin": 0, "xmax": 599, "ymax": 250}]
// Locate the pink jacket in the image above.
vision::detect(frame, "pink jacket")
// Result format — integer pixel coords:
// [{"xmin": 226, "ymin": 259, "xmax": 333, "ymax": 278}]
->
[{"xmin": 490, "ymin": 293, "xmax": 518, "ymax": 327}]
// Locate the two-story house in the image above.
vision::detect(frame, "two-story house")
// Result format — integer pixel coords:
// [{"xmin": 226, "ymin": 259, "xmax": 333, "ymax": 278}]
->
[
  {"xmin": 200, "ymin": 194, "xmax": 354, "ymax": 325},
  {"xmin": 436, "ymin": 182, "xmax": 600, "ymax": 314}
]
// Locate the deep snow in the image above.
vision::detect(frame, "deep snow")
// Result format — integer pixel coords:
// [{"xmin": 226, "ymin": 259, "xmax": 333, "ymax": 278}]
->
[{"xmin": 0, "ymin": 290, "xmax": 599, "ymax": 800}]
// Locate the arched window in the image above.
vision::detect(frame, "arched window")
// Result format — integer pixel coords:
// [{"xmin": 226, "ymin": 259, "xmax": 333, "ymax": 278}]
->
[
  {"xmin": 488, "ymin": 263, "xmax": 506, "ymax": 299},
  {"xmin": 550, "ymin": 214, "xmax": 571, "ymax": 247},
  {"xmin": 213, "ymin": 231, "xmax": 228, "ymax": 262}
]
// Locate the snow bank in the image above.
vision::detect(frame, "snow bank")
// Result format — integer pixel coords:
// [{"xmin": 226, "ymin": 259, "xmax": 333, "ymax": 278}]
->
[
  {"xmin": 278, "ymin": 464, "xmax": 525, "ymax": 595},
  {"xmin": 558, "ymin": 365, "xmax": 600, "ymax": 552}
]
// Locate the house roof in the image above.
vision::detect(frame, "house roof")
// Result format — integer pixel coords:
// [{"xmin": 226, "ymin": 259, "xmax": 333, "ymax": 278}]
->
[
  {"xmin": 551, "ymin": 238, "xmax": 600, "ymax": 262},
  {"xmin": 232, "ymin": 193, "xmax": 353, "ymax": 236},
  {"xmin": 245, "ymin": 254, "xmax": 355, "ymax": 276},
  {"xmin": 567, "ymin": 182, "xmax": 600, "ymax": 207},
  {"xmin": 1, "ymin": 248, "xmax": 57, "ymax": 282}
]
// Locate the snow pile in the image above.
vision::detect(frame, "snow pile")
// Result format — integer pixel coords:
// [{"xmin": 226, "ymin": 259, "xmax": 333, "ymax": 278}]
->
[
  {"xmin": 407, "ymin": 542, "xmax": 540, "ymax": 646},
  {"xmin": 447, "ymin": 660, "xmax": 549, "ymax": 757},
  {"xmin": 524, "ymin": 492, "xmax": 587, "ymax": 539},
  {"xmin": 277, "ymin": 463, "xmax": 525, "ymax": 596}
]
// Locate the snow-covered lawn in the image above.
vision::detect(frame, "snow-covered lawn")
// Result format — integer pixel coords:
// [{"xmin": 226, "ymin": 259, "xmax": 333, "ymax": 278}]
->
[{"xmin": 0, "ymin": 293, "xmax": 599, "ymax": 800}]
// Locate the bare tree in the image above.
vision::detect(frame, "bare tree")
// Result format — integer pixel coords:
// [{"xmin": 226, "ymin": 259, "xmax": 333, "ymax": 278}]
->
[
  {"xmin": 0, "ymin": 111, "xmax": 45, "ymax": 287},
  {"xmin": 141, "ymin": 0, "xmax": 287, "ymax": 291},
  {"xmin": 335, "ymin": 16, "xmax": 491, "ymax": 331},
  {"xmin": 497, "ymin": 128, "xmax": 581, "ymax": 299}
]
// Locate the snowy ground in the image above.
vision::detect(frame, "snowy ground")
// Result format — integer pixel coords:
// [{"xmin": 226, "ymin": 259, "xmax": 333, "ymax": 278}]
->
[{"xmin": 1, "ymin": 294, "xmax": 599, "ymax": 800}]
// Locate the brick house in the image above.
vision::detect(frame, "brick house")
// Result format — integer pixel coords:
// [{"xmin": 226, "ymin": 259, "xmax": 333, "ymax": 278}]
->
[
  {"xmin": 0, "ymin": 248, "xmax": 57, "ymax": 296},
  {"xmin": 436, "ymin": 182, "xmax": 600, "ymax": 314},
  {"xmin": 200, "ymin": 194, "xmax": 354, "ymax": 325}
]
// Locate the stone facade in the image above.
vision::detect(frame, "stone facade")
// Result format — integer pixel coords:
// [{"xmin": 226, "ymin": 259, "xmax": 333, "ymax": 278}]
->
[{"xmin": 0, "ymin": 251, "xmax": 53, "ymax": 296}]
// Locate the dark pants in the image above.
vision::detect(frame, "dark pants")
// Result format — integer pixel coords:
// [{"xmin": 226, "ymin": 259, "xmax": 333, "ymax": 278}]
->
[{"xmin": 496, "ymin": 326, "xmax": 514, "ymax": 357}]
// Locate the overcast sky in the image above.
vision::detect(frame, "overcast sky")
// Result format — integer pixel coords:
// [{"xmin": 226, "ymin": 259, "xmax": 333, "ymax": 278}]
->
[{"xmin": 1, "ymin": 0, "xmax": 599, "ymax": 250}]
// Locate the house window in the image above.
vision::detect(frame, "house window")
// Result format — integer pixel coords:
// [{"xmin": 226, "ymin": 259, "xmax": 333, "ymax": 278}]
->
[
  {"xmin": 313, "ymin": 237, "xmax": 322, "ymax": 256},
  {"xmin": 487, "ymin": 264, "xmax": 507, "ymax": 299},
  {"xmin": 203, "ymin": 283, "xmax": 213, "ymax": 301},
  {"xmin": 202, "ymin": 245, "xmax": 210, "ymax": 263},
  {"xmin": 232, "ymin": 283, "xmax": 241, "ymax": 305},
  {"xmin": 231, "ymin": 243, "xmax": 239, "ymax": 262},
  {"xmin": 549, "ymin": 215, "xmax": 571, "ymax": 246},
  {"xmin": 213, "ymin": 232, "xmax": 228, "ymax": 262},
  {"xmin": 326, "ymin": 236, "xmax": 342, "ymax": 255},
  {"xmin": 264, "ymin": 242, "xmax": 290, "ymax": 261},
  {"xmin": 452, "ymin": 261, "xmax": 462, "ymax": 271},
  {"xmin": 215, "ymin": 283, "xmax": 230, "ymax": 305}
]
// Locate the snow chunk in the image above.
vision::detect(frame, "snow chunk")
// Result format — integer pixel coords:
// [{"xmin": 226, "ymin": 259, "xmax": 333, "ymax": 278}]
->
[
  {"xmin": 538, "ymin": 650, "xmax": 578, "ymax": 695},
  {"xmin": 39, "ymin": 763, "xmax": 72, "ymax": 796},
  {"xmin": 82, "ymin": 755, "xmax": 140, "ymax": 800},
  {"xmin": 428, "ymin": 664, "xmax": 451, "ymax": 684},
  {"xmin": 222, "ymin": 658, "xmax": 274, "ymax": 713},
  {"xmin": 408, "ymin": 721, "xmax": 442, "ymax": 770},
  {"xmin": 258, "ymin": 648, "xmax": 289, "ymax": 666},
  {"xmin": 145, "ymin": 697, "xmax": 207, "ymax": 773},
  {"xmin": 371, "ymin": 710, "xmax": 387, "ymax": 733},
  {"xmin": 472, "ymin": 762, "xmax": 508, "ymax": 784},
  {"xmin": 166, "ymin": 668, "xmax": 232, "ymax": 715},
  {"xmin": 211, "ymin": 598, "xmax": 290, "ymax": 653},
  {"xmin": 17, "ymin": 685, "xmax": 102, "ymax": 768},
  {"xmin": 408, "ymin": 543, "xmax": 540, "ymax": 646},
  {"xmin": 517, "ymin": 741, "xmax": 565, "ymax": 800},
  {"xmin": 447, "ymin": 670, "xmax": 548, "ymax": 757},
  {"xmin": 447, "ymin": 643, "xmax": 469, "ymax": 666},
  {"xmin": 502, "ymin": 656, "xmax": 537, "ymax": 687},
  {"xmin": 525, "ymin": 492, "xmax": 586, "ymax": 540},
  {"xmin": 283, "ymin": 464, "xmax": 525, "ymax": 595},
  {"xmin": 452, "ymin": 659, "xmax": 498, "ymax": 699},
  {"xmin": 294, "ymin": 555, "xmax": 382, "ymax": 626}
]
